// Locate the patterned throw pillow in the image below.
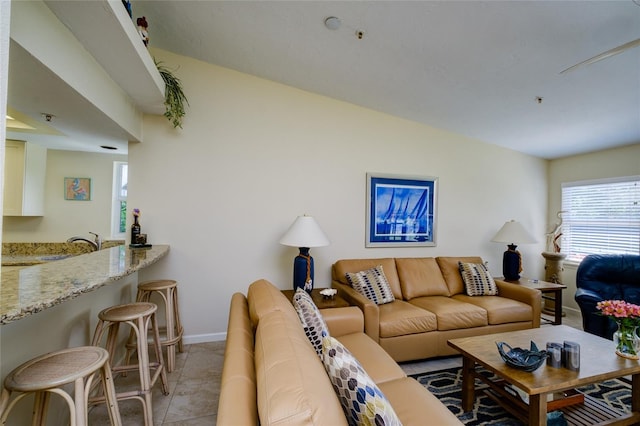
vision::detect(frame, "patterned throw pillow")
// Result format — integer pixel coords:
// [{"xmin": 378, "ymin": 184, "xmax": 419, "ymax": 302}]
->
[
  {"xmin": 293, "ymin": 288, "xmax": 329, "ymax": 356},
  {"xmin": 321, "ymin": 336, "xmax": 402, "ymax": 426},
  {"xmin": 459, "ymin": 262, "xmax": 499, "ymax": 296},
  {"xmin": 345, "ymin": 265, "xmax": 395, "ymax": 305}
]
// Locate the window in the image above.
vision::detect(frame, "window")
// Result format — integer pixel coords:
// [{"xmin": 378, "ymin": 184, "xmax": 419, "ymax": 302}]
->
[
  {"xmin": 111, "ymin": 162, "xmax": 128, "ymax": 238},
  {"xmin": 561, "ymin": 176, "xmax": 640, "ymax": 263}
]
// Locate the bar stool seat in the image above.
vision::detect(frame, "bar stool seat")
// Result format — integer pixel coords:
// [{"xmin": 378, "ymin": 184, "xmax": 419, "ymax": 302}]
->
[
  {"xmin": 128, "ymin": 279, "xmax": 184, "ymax": 372},
  {"xmin": 92, "ymin": 302, "xmax": 168, "ymax": 426},
  {"xmin": 0, "ymin": 346, "xmax": 121, "ymax": 426}
]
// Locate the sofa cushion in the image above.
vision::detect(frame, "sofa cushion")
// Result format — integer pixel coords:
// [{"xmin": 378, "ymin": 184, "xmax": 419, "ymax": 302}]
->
[
  {"xmin": 453, "ymin": 294, "xmax": 532, "ymax": 325},
  {"xmin": 459, "ymin": 261, "xmax": 498, "ymax": 296},
  {"xmin": 336, "ymin": 332, "xmax": 406, "ymax": 384},
  {"xmin": 321, "ymin": 336, "xmax": 402, "ymax": 426},
  {"xmin": 436, "ymin": 256, "xmax": 485, "ymax": 295},
  {"xmin": 346, "ymin": 265, "xmax": 395, "ymax": 305},
  {"xmin": 396, "ymin": 257, "xmax": 450, "ymax": 299},
  {"xmin": 409, "ymin": 296, "xmax": 488, "ymax": 330},
  {"xmin": 255, "ymin": 310, "xmax": 347, "ymax": 425},
  {"xmin": 293, "ymin": 288, "xmax": 329, "ymax": 356},
  {"xmin": 378, "ymin": 300, "xmax": 438, "ymax": 338},
  {"xmin": 333, "ymin": 258, "xmax": 403, "ymax": 299}
]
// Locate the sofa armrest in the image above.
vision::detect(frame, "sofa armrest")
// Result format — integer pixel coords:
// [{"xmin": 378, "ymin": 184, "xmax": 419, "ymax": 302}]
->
[
  {"xmin": 218, "ymin": 293, "xmax": 258, "ymax": 426},
  {"xmin": 333, "ymin": 281, "xmax": 380, "ymax": 342},
  {"xmin": 575, "ymin": 288, "xmax": 604, "ymax": 304},
  {"xmin": 494, "ymin": 279, "xmax": 542, "ymax": 328},
  {"xmin": 322, "ymin": 306, "xmax": 364, "ymax": 337}
]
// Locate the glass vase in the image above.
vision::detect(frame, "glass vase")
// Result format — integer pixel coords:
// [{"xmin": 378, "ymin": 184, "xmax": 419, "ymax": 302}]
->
[{"xmin": 613, "ymin": 322, "xmax": 640, "ymax": 360}]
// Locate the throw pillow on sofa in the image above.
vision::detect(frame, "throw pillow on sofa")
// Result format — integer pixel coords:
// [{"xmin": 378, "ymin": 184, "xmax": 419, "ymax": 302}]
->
[
  {"xmin": 459, "ymin": 261, "xmax": 498, "ymax": 296},
  {"xmin": 321, "ymin": 336, "xmax": 402, "ymax": 426},
  {"xmin": 293, "ymin": 288, "xmax": 329, "ymax": 355},
  {"xmin": 345, "ymin": 265, "xmax": 395, "ymax": 305}
]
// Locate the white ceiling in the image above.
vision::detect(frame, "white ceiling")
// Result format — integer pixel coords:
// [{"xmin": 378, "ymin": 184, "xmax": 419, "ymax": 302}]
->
[
  {"xmin": 7, "ymin": 1, "xmax": 640, "ymax": 159},
  {"xmin": 132, "ymin": 0, "xmax": 640, "ymax": 159}
]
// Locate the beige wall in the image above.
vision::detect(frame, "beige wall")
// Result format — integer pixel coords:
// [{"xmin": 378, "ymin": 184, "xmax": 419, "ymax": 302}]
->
[
  {"xmin": 547, "ymin": 143, "xmax": 640, "ymax": 312},
  {"xmin": 3, "ymin": 149, "xmax": 126, "ymax": 242},
  {"xmin": 131, "ymin": 49, "xmax": 549, "ymax": 342}
]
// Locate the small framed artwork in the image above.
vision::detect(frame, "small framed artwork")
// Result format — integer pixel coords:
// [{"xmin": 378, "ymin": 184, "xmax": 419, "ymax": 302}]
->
[
  {"xmin": 64, "ymin": 177, "xmax": 91, "ymax": 201},
  {"xmin": 366, "ymin": 173, "xmax": 438, "ymax": 247}
]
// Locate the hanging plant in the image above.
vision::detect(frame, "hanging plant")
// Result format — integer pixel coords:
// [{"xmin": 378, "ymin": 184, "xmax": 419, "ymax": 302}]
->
[{"xmin": 155, "ymin": 60, "xmax": 189, "ymax": 128}]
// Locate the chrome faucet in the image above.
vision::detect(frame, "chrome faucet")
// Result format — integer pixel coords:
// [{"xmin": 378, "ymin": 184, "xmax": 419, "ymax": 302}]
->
[{"xmin": 67, "ymin": 232, "xmax": 102, "ymax": 251}]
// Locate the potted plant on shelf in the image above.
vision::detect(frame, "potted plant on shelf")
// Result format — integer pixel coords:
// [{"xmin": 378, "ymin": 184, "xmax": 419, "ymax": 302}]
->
[{"xmin": 155, "ymin": 60, "xmax": 189, "ymax": 128}]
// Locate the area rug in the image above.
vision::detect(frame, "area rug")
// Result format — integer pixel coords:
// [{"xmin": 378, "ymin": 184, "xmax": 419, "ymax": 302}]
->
[{"xmin": 410, "ymin": 367, "xmax": 632, "ymax": 425}]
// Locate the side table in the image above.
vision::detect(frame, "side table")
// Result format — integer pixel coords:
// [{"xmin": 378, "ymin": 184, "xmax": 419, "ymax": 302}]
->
[
  {"xmin": 500, "ymin": 277, "xmax": 567, "ymax": 325},
  {"xmin": 281, "ymin": 289, "xmax": 350, "ymax": 310}
]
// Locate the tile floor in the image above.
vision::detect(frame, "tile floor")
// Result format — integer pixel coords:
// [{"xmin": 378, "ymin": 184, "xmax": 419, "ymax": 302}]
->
[{"xmin": 89, "ymin": 309, "xmax": 584, "ymax": 425}]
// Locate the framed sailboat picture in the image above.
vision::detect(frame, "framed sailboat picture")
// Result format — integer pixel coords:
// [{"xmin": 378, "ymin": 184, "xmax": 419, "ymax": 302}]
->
[{"xmin": 366, "ymin": 173, "xmax": 438, "ymax": 247}]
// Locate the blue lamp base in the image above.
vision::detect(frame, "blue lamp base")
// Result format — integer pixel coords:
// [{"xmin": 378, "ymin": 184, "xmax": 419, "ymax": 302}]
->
[
  {"xmin": 293, "ymin": 247, "xmax": 314, "ymax": 293},
  {"xmin": 502, "ymin": 244, "xmax": 522, "ymax": 280}
]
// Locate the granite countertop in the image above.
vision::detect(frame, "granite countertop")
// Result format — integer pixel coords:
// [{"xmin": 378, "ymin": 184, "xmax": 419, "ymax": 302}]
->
[
  {"xmin": 0, "ymin": 245, "xmax": 169, "ymax": 324},
  {"xmin": 2, "ymin": 241, "xmax": 125, "ymax": 266}
]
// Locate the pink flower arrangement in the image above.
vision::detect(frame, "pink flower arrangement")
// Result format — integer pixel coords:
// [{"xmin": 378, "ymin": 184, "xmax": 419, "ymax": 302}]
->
[{"xmin": 596, "ymin": 300, "xmax": 640, "ymax": 327}]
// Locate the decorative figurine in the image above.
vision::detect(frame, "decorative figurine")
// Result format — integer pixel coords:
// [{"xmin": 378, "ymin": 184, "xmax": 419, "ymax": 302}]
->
[
  {"xmin": 122, "ymin": 0, "xmax": 132, "ymax": 18},
  {"xmin": 545, "ymin": 211, "xmax": 566, "ymax": 253},
  {"xmin": 137, "ymin": 16, "xmax": 149, "ymax": 47}
]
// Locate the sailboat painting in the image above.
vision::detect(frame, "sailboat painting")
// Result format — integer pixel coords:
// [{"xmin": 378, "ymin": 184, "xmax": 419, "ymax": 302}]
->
[{"xmin": 366, "ymin": 173, "xmax": 438, "ymax": 247}]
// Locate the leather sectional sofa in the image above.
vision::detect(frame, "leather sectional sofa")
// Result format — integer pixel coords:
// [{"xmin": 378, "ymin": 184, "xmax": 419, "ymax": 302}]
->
[
  {"xmin": 332, "ymin": 256, "xmax": 542, "ymax": 362},
  {"xmin": 217, "ymin": 279, "xmax": 462, "ymax": 425}
]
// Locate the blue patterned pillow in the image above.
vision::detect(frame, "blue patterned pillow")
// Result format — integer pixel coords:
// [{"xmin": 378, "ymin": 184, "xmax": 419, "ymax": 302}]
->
[
  {"xmin": 321, "ymin": 336, "xmax": 402, "ymax": 426},
  {"xmin": 459, "ymin": 262, "xmax": 498, "ymax": 296},
  {"xmin": 345, "ymin": 265, "xmax": 395, "ymax": 305},
  {"xmin": 293, "ymin": 288, "xmax": 329, "ymax": 355}
]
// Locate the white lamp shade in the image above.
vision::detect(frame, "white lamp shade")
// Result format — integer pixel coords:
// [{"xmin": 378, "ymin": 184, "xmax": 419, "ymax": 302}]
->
[
  {"xmin": 279, "ymin": 215, "xmax": 330, "ymax": 248},
  {"xmin": 491, "ymin": 220, "xmax": 537, "ymax": 244}
]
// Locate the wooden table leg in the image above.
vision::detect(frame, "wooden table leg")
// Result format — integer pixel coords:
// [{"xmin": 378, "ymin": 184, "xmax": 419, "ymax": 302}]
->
[
  {"xmin": 632, "ymin": 373, "xmax": 640, "ymax": 415},
  {"xmin": 461, "ymin": 356, "xmax": 476, "ymax": 412},
  {"xmin": 528, "ymin": 394, "xmax": 547, "ymax": 426},
  {"xmin": 553, "ymin": 289, "xmax": 563, "ymax": 325}
]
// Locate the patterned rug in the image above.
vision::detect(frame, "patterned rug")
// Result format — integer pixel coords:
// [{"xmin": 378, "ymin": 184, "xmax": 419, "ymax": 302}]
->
[{"xmin": 410, "ymin": 367, "xmax": 632, "ymax": 425}]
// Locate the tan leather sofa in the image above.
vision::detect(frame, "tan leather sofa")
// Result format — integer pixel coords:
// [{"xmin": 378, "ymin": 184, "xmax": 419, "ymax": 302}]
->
[
  {"xmin": 332, "ymin": 256, "xmax": 542, "ymax": 362},
  {"xmin": 217, "ymin": 279, "xmax": 462, "ymax": 425}
]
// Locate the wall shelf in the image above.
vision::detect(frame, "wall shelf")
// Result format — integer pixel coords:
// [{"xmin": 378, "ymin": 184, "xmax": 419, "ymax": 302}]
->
[{"xmin": 45, "ymin": 0, "xmax": 165, "ymax": 114}]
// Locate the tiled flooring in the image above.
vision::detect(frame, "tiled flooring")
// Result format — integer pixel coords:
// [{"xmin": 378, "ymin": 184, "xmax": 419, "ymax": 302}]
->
[
  {"xmin": 89, "ymin": 341, "xmax": 225, "ymax": 425},
  {"xmin": 90, "ymin": 309, "xmax": 583, "ymax": 425}
]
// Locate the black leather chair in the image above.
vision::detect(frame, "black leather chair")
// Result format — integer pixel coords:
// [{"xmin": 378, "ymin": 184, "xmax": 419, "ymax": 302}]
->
[{"xmin": 575, "ymin": 254, "xmax": 640, "ymax": 339}]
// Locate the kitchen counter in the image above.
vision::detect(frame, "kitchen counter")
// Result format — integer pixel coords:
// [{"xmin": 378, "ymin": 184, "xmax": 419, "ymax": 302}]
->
[{"xmin": 0, "ymin": 244, "xmax": 169, "ymax": 324}]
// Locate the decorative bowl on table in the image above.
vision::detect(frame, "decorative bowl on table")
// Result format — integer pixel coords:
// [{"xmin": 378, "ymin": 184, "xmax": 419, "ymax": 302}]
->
[
  {"xmin": 319, "ymin": 288, "xmax": 337, "ymax": 299},
  {"xmin": 496, "ymin": 341, "xmax": 548, "ymax": 372}
]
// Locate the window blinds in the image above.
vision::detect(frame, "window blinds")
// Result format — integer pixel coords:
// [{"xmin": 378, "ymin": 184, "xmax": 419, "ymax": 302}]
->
[{"xmin": 561, "ymin": 176, "xmax": 640, "ymax": 263}]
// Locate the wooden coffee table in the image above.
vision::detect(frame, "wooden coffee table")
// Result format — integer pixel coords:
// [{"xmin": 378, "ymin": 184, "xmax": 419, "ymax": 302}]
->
[{"xmin": 448, "ymin": 326, "xmax": 640, "ymax": 425}]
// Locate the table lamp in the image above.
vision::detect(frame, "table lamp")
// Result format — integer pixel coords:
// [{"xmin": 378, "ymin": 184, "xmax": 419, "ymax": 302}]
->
[
  {"xmin": 279, "ymin": 215, "xmax": 330, "ymax": 293},
  {"xmin": 491, "ymin": 220, "xmax": 537, "ymax": 280}
]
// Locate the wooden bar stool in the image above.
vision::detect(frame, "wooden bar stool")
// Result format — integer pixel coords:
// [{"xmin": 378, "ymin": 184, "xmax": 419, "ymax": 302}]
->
[
  {"xmin": 92, "ymin": 302, "xmax": 169, "ymax": 426},
  {"xmin": 128, "ymin": 279, "xmax": 184, "ymax": 372},
  {"xmin": 0, "ymin": 346, "xmax": 121, "ymax": 426}
]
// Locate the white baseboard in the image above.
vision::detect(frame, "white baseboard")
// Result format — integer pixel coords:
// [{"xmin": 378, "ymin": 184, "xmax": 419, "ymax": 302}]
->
[{"xmin": 183, "ymin": 332, "xmax": 226, "ymax": 344}]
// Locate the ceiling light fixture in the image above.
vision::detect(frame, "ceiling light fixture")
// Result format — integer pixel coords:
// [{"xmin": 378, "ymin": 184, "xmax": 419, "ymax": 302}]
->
[
  {"xmin": 324, "ymin": 16, "xmax": 341, "ymax": 30},
  {"xmin": 41, "ymin": 113, "xmax": 54, "ymax": 122}
]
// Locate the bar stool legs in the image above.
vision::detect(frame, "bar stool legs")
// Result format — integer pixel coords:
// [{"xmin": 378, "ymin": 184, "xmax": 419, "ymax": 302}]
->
[
  {"xmin": 128, "ymin": 279, "xmax": 184, "ymax": 372},
  {"xmin": 0, "ymin": 346, "xmax": 121, "ymax": 426},
  {"xmin": 92, "ymin": 302, "xmax": 168, "ymax": 426}
]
